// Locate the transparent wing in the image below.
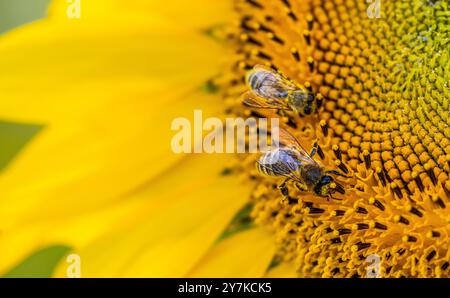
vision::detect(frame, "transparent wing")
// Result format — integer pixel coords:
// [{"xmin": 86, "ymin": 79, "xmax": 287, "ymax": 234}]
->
[
  {"xmin": 242, "ymin": 91, "xmax": 290, "ymax": 110},
  {"xmin": 274, "ymin": 128, "xmax": 318, "ymax": 166},
  {"xmin": 253, "ymin": 65, "xmax": 297, "ymax": 90},
  {"xmin": 250, "ymin": 66, "xmax": 297, "ymax": 101},
  {"xmin": 257, "ymin": 151, "xmax": 302, "ymax": 181},
  {"xmin": 257, "ymin": 161, "xmax": 298, "ymax": 180}
]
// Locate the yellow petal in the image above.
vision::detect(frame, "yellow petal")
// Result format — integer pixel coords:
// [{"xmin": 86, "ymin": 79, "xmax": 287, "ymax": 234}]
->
[
  {"xmin": 264, "ymin": 262, "xmax": 298, "ymax": 278},
  {"xmin": 48, "ymin": 153, "xmax": 251, "ymax": 277},
  {"xmin": 0, "ymin": 10, "xmax": 228, "ymax": 225},
  {"xmin": 0, "ymin": 85, "xmax": 227, "ymax": 227},
  {"xmin": 0, "ymin": 197, "xmax": 147, "ymax": 275},
  {"xmin": 0, "ymin": 0, "xmax": 241, "ymax": 278},
  {"xmin": 0, "ymin": 16, "xmax": 228, "ymax": 123},
  {"xmin": 187, "ymin": 228, "xmax": 276, "ymax": 278},
  {"xmin": 48, "ymin": 0, "xmax": 234, "ymax": 28}
]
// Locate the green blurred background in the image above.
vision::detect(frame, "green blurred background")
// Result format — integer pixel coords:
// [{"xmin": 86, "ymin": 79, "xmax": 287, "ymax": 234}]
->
[{"xmin": 0, "ymin": 0, "xmax": 50, "ymax": 33}]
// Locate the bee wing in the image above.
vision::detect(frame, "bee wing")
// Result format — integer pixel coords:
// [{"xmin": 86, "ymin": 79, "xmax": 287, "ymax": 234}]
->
[
  {"xmin": 253, "ymin": 65, "xmax": 298, "ymax": 91},
  {"xmin": 275, "ymin": 128, "xmax": 318, "ymax": 166},
  {"xmin": 257, "ymin": 152, "xmax": 302, "ymax": 181},
  {"xmin": 242, "ymin": 91, "xmax": 290, "ymax": 110}
]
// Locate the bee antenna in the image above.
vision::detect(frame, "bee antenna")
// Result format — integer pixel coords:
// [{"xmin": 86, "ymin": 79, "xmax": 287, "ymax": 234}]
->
[{"xmin": 335, "ymin": 182, "xmax": 346, "ymax": 194}]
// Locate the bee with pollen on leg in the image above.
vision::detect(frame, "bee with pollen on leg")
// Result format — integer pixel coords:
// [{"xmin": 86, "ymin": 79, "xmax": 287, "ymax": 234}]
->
[
  {"xmin": 256, "ymin": 127, "xmax": 348, "ymax": 200},
  {"xmin": 242, "ymin": 64, "xmax": 323, "ymax": 117}
]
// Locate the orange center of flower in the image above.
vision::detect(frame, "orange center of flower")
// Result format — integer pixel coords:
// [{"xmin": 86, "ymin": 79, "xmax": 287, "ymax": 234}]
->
[{"xmin": 219, "ymin": 0, "xmax": 450, "ymax": 277}]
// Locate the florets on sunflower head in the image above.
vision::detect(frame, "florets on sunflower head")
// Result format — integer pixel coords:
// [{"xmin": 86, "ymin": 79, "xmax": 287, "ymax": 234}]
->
[{"xmin": 218, "ymin": 0, "xmax": 450, "ymax": 277}]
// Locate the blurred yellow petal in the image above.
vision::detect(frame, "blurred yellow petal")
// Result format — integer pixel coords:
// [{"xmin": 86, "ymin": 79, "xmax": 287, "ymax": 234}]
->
[
  {"xmin": 0, "ymin": 15, "xmax": 228, "ymax": 123},
  {"xmin": 0, "ymin": 5, "xmax": 230, "ymax": 226},
  {"xmin": 48, "ymin": 0, "xmax": 234, "ymax": 28},
  {"xmin": 0, "ymin": 87, "xmax": 226, "ymax": 227},
  {"xmin": 48, "ymin": 154, "xmax": 251, "ymax": 277},
  {"xmin": 0, "ymin": 0, "xmax": 251, "ymax": 279},
  {"xmin": 187, "ymin": 228, "xmax": 276, "ymax": 278},
  {"xmin": 0, "ymin": 197, "xmax": 147, "ymax": 275},
  {"xmin": 264, "ymin": 262, "xmax": 298, "ymax": 278}
]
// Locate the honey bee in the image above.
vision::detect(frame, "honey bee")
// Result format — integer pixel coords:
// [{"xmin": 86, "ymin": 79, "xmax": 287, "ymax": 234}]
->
[
  {"xmin": 243, "ymin": 65, "xmax": 320, "ymax": 116},
  {"xmin": 257, "ymin": 128, "xmax": 347, "ymax": 199}
]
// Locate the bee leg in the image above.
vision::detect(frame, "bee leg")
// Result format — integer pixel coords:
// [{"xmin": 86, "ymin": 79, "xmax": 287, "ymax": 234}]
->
[
  {"xmin": 310, "ymin": 140, "xmax": 319, "ymax": 158},
  {"xmin": 295, "ymin": 182, "xmax": 308, "ymax": 192},
  {"xmin": 334, "ymin": 182, "xmax": 346, "ymax": 194},
  {"xmin": 277, "ymin": 109, "xmax": 287, "ymax": 118},
  {"xmin": 327, "ymin": 170, "xmax": 350, "ymax": 178},
  {"xmin": 278, "ymin": 178, "xmax": 290, "ymax": 198}
]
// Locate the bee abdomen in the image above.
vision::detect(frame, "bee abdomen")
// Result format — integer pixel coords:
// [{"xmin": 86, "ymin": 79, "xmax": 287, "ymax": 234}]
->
[{"xmin": 258, "ymin": 153, "xmax": 278, "ymax": 176}]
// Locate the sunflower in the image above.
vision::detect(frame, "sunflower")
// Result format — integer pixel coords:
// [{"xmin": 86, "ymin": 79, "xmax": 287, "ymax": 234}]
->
[
  {"xmin": 1, "ymin": 0, "xmax": 449, "ymax": 278},
  {"xmin": 222, "ymin": 0, "xmax": 450, "ymax": 277}
]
